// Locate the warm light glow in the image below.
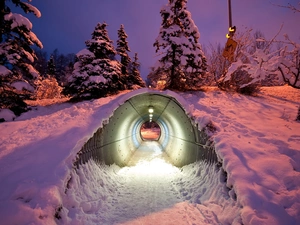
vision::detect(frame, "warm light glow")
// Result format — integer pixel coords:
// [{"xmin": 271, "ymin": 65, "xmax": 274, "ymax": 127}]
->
[
  {"xmin": 121, "ymin": 158, "xmax": 177, "ymax": 175},
  {"xmin": 118, "ymin": 141, "xmax": 179, "ymax": 176},
  {"xmin": 229, "ymin": 26, "xmax": 236, "ymax": 32},
  {"xmin": 140, "ymin": 121, "xmax": 161, "ymax": 140},
  {"xmin": 148, "ymin": 106, "xmax": 154, "ymax": 113}
]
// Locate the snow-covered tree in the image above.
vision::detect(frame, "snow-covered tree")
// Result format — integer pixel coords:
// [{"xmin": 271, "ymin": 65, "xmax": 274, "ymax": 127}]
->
[
  {"xmin": 67, "ymin": 22, "xmax": 123, "ymax": 100},
  {"xmin": 277, "ymin": 35, "xmax": 300, "ymax": 89},
  {"xmin": 152, "ymin": 0, "xmax": 207, "ymax": 91},
  {"xmin": 116, "ymin": 24, "xmax": 131, "ymax": 85},
  {"xmin": 0, "ymin": 0, "xmax": 42, "ymax": 117},
  {"xmin": 128, "ymin": 53, "xmax": 146, "ymax": 89}
]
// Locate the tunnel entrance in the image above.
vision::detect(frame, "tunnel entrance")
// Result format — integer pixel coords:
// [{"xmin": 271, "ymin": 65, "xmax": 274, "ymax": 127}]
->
[
  {"xmin": 140, "ymin": 121, "xmax": 161, "ymax": 141},
  {"xmin": 74, "ymin": 89, "xmax": 218, "ymax": 168}
]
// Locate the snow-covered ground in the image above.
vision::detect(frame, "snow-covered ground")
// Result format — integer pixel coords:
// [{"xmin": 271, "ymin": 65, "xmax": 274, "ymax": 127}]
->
[{"xmin": 0, "ymin": 86, "xmax": 299, "ymax": 225}]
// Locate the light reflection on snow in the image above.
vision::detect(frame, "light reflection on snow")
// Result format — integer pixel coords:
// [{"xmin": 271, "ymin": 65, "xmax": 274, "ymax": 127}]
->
[
  {"xmin": 118, "ymin": 157, "xmax": 180, "ymax": 176},
  {"xmin": 118, "ymin": 141, "xmax": 180, "ymax": 176}
]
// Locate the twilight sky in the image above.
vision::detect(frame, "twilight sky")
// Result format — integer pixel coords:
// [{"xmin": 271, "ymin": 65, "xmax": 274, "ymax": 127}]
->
[{"xmin": 21, "ymin": 0, "xmax": 300, "ymax": 78}]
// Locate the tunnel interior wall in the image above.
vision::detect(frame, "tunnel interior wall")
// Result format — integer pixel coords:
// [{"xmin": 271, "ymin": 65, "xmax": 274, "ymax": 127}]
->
[{"xmin": 74, "ymin": 91, "xmax": 218, "ymax": 168}]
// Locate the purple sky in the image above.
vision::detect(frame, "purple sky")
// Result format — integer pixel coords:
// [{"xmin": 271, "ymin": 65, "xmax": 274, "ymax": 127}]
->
[{"xmin": 24, "ymin": 0, "xmax": 300, "ymax": 78}]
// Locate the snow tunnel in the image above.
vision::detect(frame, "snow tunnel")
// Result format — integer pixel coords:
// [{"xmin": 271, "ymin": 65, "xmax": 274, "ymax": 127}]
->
[{"xmin": 75, "ymin": 89, "xmax": 218, "ymax": 168}]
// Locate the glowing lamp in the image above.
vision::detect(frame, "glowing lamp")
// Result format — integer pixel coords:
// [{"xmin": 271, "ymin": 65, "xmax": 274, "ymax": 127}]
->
[
  {"xmin": 148, "ymin": 106, "xmax": 154, "ymax": 114},
  {"xmin": 229, "ymin": 26, "xmax": 236, "ymax": 32}
]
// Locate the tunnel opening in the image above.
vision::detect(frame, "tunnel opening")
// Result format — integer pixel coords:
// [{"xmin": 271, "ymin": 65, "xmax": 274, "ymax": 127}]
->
[
  {"xmin": 140, "ymin": 121, "xmax": 161, "ymax": 141},
  {"xmin": 73, "ymin": 89, "xmax": 218, "ymax": 168},
  {"xmin": 62, "ymin": 90, "xmax": 236, "ymax": 224}
]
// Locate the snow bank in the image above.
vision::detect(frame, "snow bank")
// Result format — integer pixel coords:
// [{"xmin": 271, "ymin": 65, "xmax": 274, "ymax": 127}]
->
[
  {"xmin": 0, "ymin": 86, "xmax": 299, "ymax": 225},
  {"xmin": 0, "ymin": 109, "xmax": 16, "ymax": 122},
  {"xmin": 186, "ymin": 86, "xmax": 300, "ymax": 225}
]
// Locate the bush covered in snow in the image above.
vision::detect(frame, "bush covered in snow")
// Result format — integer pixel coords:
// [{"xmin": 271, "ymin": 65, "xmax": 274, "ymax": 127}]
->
[
  {"xmin": 35, "ymin": 76, "xmax": 63, "ymax": 99},
  {"xmin": 217, "ymin": 28, "xmax": 300, "ymax": 94}
]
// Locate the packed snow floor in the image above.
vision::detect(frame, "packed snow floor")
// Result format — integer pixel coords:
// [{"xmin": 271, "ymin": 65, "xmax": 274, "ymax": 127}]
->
[
  {"xmin": 63, "ymin": 141, "xmax": 240, "ymax": 225},
  {"xmin": 0, "ymin": 86, "xmax": 299, "ymax": 225}
]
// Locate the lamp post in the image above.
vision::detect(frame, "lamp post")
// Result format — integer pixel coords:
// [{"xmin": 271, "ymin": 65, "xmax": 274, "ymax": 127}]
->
[
  {"xmin": 223, "ymin": 0, "xmax": 237, "ymax": 61},
  {"xmin": 226, "ymin": 0, "xmax": 236, "ymax": 38},
  {"xmin": 228, "ymin": 0, "xmax": 232, "ymax": 29}
]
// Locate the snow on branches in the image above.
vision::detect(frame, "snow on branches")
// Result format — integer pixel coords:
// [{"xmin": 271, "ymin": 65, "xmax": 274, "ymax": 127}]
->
[
  {"xmin": 219, "ymin": 26, "xmax": 300, "ymax": 94},
  {"xmin": 67, "ymin": 23, "xmax": 123, "ymax": 100},
  {"xmin": 0, "ymin": 0, "xmax": 43, "ymax": 117},
  {"xmin": 277, "ymin": 35, "xmax": 300, "ymax": 89},
  {"xmin": 151, "ymin": 0, "xmax": 207, "ymax": 91}
]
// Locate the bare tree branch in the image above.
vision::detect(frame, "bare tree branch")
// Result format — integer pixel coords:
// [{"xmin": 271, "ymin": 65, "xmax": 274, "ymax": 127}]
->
[{"xmin": 271, "ymin": 1, "xmax": 300, "ymax": 13}]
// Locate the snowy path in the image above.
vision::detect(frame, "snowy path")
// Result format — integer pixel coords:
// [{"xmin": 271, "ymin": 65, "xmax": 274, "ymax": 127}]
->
[{"xmin": 67, "ymin": 141, "xmax": 223, "ymax": 225}]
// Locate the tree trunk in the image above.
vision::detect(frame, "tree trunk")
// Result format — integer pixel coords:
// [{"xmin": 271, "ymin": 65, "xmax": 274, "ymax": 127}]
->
[
  {"xmin": 169, "ymin": 44, "xmax": 176, "ymax": 90},
  {"xmin": 0, "ymin": 0, "xmax": 6, "ymax": 43}
]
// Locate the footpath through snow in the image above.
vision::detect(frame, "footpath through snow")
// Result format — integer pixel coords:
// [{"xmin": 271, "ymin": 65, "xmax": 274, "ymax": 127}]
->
[
  {"xmin": 62, "ymin": 141, "xmax": 239, "ymax": 225},
  {"xmin": 0, "ymin": 86, "xmax": 299, "ymax": 225}
]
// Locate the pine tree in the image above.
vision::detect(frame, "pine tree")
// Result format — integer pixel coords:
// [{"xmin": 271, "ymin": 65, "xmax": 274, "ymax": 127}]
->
[
  {"xmin": 116, "ymin": 24, "xmax": 131, "ymax": 88},
  {"xmin": 128, "ymin": 53, "xmax": 145, "ymax": 88},
  {"xmin": 32, "ymin": 49, "xmax": 48, "ymax": 77},
  {"xmin": 67, "ymin": 22, "xmax": 122, "ymax": 100},
  {"xmin": 0, "ymin": 0, "xmax": 42, "ymax": 118},
  {"xmin": 47, "ymin": 56, "xmax": 56, "ymax": 76},
  {"xmin": 152, "ymin": 0, "xmax": 207, "ymax": 91},
  {"xmin": 86, "ymin": 23, "xmax": 116, "ymax": 59}
]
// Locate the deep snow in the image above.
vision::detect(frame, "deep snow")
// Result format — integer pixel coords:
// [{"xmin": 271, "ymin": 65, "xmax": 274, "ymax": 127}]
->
[{"xmin": 0, "ymin": 86, "xmax": 299, "ymax": 225}]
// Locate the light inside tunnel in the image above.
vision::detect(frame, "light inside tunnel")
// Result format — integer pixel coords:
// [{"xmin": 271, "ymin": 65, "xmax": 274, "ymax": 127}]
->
[{"xmin": 148, "ymin": 106, "xmax": 154, "ymax": 114}]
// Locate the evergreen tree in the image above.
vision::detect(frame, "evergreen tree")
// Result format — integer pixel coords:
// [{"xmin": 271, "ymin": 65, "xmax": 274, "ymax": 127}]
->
[
  {"xmin": 32, "ymin": 49, "xmax": 48, "ymax": 77},
  {"xmin": 47, "ymin": 56, "xmax": 56, "ymax": 76},
  {"xmin": 116, "ymin": 24, "xmax": 131, "ymax": 88},
  {"xmin": 67, "ymin": 22, "xmax": 122, "ymax": 100},
  {"xmin": 50, "ymin": 49, "xmax": 75, "ymax": 83},
  {"xmin": 152, "ymin": 0, "xmax": 207, "ymax": 91},
  {"xmin": 85, "ymin": 23, "xmax": 116, "ymax": 60},
  {"xmin": 0, "ymin": 0, "xmax": 42, "ymax": 118},
  {"xmin": 128, "ymin": 53, "xmax": 145, "ymax": 88}
]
